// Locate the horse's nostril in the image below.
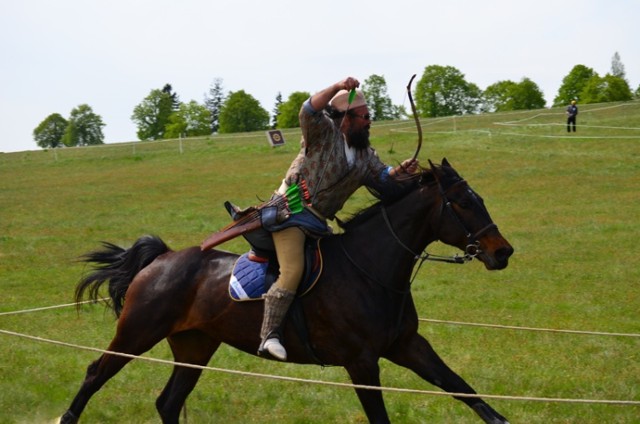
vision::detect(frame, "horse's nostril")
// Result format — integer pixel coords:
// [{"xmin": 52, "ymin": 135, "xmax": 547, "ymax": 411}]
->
[{"xmin": 494, "ymin": 246, "xmax": 514, "ymax": 263}]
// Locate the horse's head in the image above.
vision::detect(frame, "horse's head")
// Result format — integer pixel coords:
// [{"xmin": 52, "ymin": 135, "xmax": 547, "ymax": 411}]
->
[{"xmin": 425, "ymin": 158, "xmax": 513, "ymax": 270}]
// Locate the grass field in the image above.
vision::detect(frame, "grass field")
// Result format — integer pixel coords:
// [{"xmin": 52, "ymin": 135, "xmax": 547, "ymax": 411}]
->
[{"xmin": 1, "ymin": 101, "xmax": 639, "ymax": 423}]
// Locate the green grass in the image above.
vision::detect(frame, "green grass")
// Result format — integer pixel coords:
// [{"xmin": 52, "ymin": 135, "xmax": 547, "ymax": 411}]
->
[{"xmin": 1, "ymin": 101, "xmax": 640, "ymax": 423}]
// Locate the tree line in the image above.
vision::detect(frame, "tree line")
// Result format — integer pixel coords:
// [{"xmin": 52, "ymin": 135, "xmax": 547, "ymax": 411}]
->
[{"xmin": 33, "ymin": 52, "xmax": 638, "ymax": 149}]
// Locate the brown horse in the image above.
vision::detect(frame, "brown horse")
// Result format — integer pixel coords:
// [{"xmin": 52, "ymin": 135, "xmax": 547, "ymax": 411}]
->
[{"xmin": 60, "ymin": 159, "xmax": 513, "ymax": 424}]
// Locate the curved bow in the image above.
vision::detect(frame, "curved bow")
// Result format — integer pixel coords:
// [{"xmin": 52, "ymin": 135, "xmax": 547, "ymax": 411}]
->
[{"xmin": 406, "ymin": 74, "xmax": 423, "ymax": 160}]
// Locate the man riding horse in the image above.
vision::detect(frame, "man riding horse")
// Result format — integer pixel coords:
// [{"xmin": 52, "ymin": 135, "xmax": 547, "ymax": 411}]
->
[{"xmin": 258, "ymin": 76, "xmax": 419, "ymax": 360}]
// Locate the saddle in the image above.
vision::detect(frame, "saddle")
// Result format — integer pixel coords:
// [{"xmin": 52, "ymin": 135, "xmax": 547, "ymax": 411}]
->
[
  {"xmin": 229, "ymin": 240, "xmax": 323, "ymax": 301},
  {"xmin": 223, "ymin": 201, "xmax": 323, "ymax": 301}
]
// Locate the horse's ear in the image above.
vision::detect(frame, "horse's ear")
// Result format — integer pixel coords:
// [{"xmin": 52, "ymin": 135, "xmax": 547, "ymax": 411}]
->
[
  {"xmin": 440, "ymin": 157, "xmax": 462, "ymax": 183},
  {"xmin": 428, "ymin": 159, "xmax": 442, "ymax": 184}
]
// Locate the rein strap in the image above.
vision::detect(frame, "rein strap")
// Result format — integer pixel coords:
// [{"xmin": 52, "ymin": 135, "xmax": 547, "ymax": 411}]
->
[{"xmin": 381, "ymin": 206, "xmax": 471, "ymax": 267}]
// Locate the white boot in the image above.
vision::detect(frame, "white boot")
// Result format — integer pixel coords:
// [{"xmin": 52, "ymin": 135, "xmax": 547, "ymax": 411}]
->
[{"xmin": 262, "ymin": 337, "xmax": 288, "ymax": 361}]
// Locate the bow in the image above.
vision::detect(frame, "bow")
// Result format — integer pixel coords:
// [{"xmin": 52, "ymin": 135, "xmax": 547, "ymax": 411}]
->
[{"xmin": 406, "ymin": 74, "xmax": 423, "ymax": 160}]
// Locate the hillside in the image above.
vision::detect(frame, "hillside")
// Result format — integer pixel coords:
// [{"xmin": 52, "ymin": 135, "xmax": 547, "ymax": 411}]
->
[{"xmin": 1, "ymin": 102, "xmax": 639, "ymax": 423}]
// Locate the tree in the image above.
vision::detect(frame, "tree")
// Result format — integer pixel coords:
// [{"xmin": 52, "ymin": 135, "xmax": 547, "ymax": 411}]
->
[
  {"xmin": 482, "ymin": 80, "xmax": 518, "ymax": 112},
  {"xmin": 361, "ymin": 74, "xmax": 398, "ymax": 120},
  {"xmin": 414, "ymin": 65, "xmax": 481, "ymax": 117},
  {"xmin": 604, "ymin": 74, "xmax": 633, "ymax": 102},
  {"xmin": 61, "ymin": 104, "xmax": 105, "ymax": 147},
  {"xmin": 164, "ymin": 101, "xmax": 212, "ymax": 139},
  {"xmin": 482, "ymin": 78, "xmax": 545, "ymax": 112},
  {"xmin": 276, "ymin": 91, "xmax": 310, "ymax": 129},
  {"xmin": 162, "ymin": 83, "xmax": 181, "ymax": 111},
  {"xmin": 271, "ymin": 92, "xmax": 283, "ymax": 129},
  {"xmin": 553, "ymin": 65, "xmax": 596, "ymax": 106},
  {"xmin": 218, "ymin": 90, "xmax": 269, "ymax": 133},
  {"xmin": 131, "ymin": 88, "xmax": 175, "ymax": 140},
  {"xmin": 580, "ymin": 74, "xmax": 633, "ymax": 104},
  {"xmin": 33, "ymin": 113, "xmax": 68, "ymax": 148},
  {"xmin": 204, "ymin": 78, "xmax": 225, "ymax": 133},
  {"xmin": 611, "ymin": 52, "xmax": 626, "ymax": 80},
  {"xmin": 511, "ymin": 78, "xmax": 546, "ymax": 110},
  {"xmin": 579, "ymin": 75, "xmax": 605, "ymax": 103}
]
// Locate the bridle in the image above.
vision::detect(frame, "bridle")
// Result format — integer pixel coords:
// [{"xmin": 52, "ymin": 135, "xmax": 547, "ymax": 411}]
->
[
  {"xmin": 436, "ymin": 179, "xmax": 498, "ymax": 259},
  {"xmin": 381, "ymin": 177, "xmax": 498, "ymax": 273},
  {"xmin": 338, "ymin": 172, "xmax": 498, "ymax": 306}
]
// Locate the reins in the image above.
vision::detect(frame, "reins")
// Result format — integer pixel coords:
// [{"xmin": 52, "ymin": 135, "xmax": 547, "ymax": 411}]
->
[
  {"xmin": 337, "ymin": 167, "xmax": 499, "ymax": 335},
  {"xmin": 381, "ymin": 206, "xmax": 470, "ymax": 266},
  {"xmin": 338, "ymin": 235, "xmax": 411, "ymax": 295},
  {"xmin": 380, "ymin": 206, "xmax": 470, "ymax": 289},
  {"xmin": 379, "ymin": 175, "xmax": 501, "ymax": 284},
  {"xmin": 339, "ymin": 167, "xmax": 500, "ymax": 295}
]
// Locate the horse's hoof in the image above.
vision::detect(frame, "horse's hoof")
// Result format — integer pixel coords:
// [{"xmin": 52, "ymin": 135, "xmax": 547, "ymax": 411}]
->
[
  {"xmin": 472, "ymin": 403, "xmax": 509, "ymax": 424},
  {"xmin": 58, "ymin": 410, "xmax": 79, "ymax": 424}
]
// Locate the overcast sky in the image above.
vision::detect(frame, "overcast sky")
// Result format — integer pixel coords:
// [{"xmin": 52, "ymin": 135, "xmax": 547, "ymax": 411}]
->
[{"xmin": 1, "ymin": 0, "xmax": 638, "ymax": 153}]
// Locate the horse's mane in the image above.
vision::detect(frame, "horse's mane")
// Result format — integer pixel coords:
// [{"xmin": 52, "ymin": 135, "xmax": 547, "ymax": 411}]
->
[{"xmin": 339, "ymin": 166, "xmax": 437, "ymax": 232}]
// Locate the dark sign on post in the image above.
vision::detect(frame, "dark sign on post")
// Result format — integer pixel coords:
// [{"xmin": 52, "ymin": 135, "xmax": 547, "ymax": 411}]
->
[{"xmin": 266, "ymin": 130, "xmax": 285, "ymax": 147}]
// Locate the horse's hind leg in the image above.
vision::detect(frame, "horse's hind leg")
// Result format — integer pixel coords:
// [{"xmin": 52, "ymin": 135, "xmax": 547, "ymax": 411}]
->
[
  {"xmin": 60, "ymin": 330, "xmax": 161, "ymax": 424},
  {"xmin": 385, "ymin": 332, "xmax": 509, "ymax": 424},
  {"xmin": 60, "ymin": 310, "xmax": 176, "ymax": 424},
  {"xmin": 156, "ymin": 331, "xmax": 221, "ymax": 424},
  {"xmin": 59, "ymin": 352, "xmax": 129, "ymax": 423}
]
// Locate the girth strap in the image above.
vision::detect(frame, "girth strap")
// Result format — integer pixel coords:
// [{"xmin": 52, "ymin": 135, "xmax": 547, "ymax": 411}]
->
[{"xmin": 289, "ymin": 300, "xmax": 326, "ymax": 366}]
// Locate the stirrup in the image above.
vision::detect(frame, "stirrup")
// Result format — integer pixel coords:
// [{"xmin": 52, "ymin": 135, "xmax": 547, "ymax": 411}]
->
[{"xmin": 258, "ymin": 337, "xmax": 287, "ymax": 361}]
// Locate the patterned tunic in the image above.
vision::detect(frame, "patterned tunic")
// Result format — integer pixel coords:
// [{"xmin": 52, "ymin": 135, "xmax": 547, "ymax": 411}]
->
[{"xmin": 280, "ymin": 100, "xmax": 398, "ymax": 220}]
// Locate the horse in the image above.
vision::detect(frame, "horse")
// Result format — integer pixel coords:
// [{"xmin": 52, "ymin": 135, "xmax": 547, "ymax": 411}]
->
[{"xmin": 60, "ymin": 158, "xmax": 514, "ymax": 424}]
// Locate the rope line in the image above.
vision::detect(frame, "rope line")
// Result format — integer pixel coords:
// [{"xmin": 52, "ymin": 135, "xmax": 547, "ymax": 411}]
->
[
  {"xmin": 497, "ymin": 132, "xmax": 640, "ymax": 139},
  {"xmin": 2, "ymin": 300, "xmax": 639, "ymax": 338},
  {"xmin": 391, "ymin": 127, "xmax": 640, "ymax": 138},
  {"xmin": 495, "ymin": 102, "xmax": 639, "ymax": 124},
  {"xmin": 387, "ymin": 101, "xmax": 640, "ymax": 137},
  {"xmin": 1, "ymin": 327, "xmax": 638, "ymax": 406},
  {"xmin": 0, "ymin": 300, "xmax": 97, "ymax": 316},
  {"xmin": 418, "ymin": 318, "xmax": 640, "ymax": 338},
  {"xmin": 495, "ymin": 122, "xmax": 640, "ymax": 131}
]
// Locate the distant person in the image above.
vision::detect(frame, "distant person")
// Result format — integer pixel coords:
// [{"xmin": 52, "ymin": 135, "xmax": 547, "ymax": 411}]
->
[{"xmin": 566, "ymin": 100, "xmax": 578, "ymax": 133}]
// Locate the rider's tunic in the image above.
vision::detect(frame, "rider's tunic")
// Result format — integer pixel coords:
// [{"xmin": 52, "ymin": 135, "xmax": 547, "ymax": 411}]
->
[{"xmin": 274, "ymin": 100, "xmax": 402, "ymax": 233}]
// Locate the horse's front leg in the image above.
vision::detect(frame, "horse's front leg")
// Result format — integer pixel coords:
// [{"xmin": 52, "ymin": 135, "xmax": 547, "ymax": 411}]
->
[
  {"xmin": 384, "ymin": 332, "xmax": 510, "ymax": 424},
  {"xmin": 344, "ymin": 359, "xmax": 390, "ymax": 424}
]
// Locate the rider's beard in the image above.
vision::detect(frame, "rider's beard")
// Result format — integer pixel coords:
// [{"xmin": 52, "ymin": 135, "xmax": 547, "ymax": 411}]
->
[{"xmin": 347, "ymin": 126, "xmax": 370, "ymax": 150}]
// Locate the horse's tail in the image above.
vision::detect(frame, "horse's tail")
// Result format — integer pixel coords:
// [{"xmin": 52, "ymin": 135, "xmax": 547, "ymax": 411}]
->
[{"xmin": 76, "ymin": 235, "xmax": 170, "ymax": 317}]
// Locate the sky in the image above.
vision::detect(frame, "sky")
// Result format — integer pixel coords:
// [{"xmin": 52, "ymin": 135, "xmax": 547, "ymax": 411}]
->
[{"xmin": 1, "ymin": 0, "xmax": 638, "ymax": 153}]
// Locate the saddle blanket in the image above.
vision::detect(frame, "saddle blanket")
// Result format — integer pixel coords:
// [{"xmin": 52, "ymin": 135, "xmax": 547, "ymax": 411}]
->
[{"xmin": 229, "ymin": 245, "xmax": 322, "ymax": 301}]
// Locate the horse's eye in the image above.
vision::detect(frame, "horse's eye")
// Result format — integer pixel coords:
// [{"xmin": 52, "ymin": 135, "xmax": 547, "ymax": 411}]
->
[{"xmin": 458, "ymin": 199, "xmax": 472, "ymax": 209}]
